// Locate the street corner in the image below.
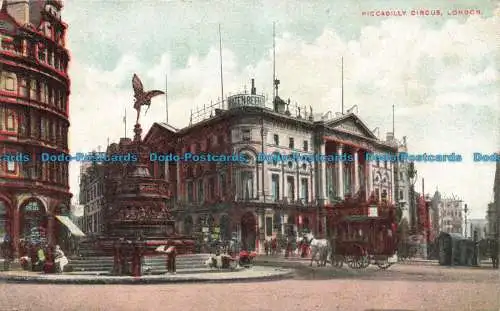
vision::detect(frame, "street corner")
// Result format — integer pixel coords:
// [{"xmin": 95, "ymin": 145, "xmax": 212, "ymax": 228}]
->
[{"xmin": 0, "ymin": 266, "xmax": 294, "ymax": 285}]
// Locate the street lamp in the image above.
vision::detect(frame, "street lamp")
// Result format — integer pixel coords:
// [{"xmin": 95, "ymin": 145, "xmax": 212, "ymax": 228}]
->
[
  {"xmin": 464, "ymin": 203, "xmax": 469, "ymax": 238},
  {"xmin": 407, "ymin": 162, "xmax": 418, "ymax": 232}
]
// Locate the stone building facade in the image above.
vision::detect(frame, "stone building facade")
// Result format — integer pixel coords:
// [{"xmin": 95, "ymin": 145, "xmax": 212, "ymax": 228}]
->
[
  {"xmin": 438, "ymin": 195, "xmax": 464, "ymax": 235},
  {"xmin": 79, "ymin": 161, "xmax": 105, "ymax": 234},
  {"xmin": 144, "ymin": 79, "xmax": 398, "ymax": 252},
  {"xmin": 0, "ymin": 0, "xmax": 72, "ymax": 256}
]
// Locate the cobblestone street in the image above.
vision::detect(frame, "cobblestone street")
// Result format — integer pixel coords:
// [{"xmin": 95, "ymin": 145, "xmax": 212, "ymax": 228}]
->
[{"xmin": 1, "ymin": 264, "xmax": 498, "ymax": 311}]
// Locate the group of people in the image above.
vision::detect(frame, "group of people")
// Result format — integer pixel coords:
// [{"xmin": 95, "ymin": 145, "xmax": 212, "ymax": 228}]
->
[{"xmin": 18, "ymin": 242, "xmax": 69, "ymax": 273}]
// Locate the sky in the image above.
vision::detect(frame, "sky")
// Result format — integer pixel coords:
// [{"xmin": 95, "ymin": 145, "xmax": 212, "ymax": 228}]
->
[{"xmin": 63, "ymin": 0, "xmax": 499, "ymax": 219}]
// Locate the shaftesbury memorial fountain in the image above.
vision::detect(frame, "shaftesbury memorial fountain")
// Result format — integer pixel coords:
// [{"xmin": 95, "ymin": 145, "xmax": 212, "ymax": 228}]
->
[{"xmin": 91, "ymin": 74, "xmax": 194, "ymax": 276}]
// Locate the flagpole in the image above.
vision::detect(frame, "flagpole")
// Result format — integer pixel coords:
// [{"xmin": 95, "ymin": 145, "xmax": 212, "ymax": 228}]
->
[
  {"xmin": 218, "ymin": 24, "xmax": 224, "ymax": 109},
  {"xmin": 124, "ymin": 108, "xmax": 127, "ymax": 138},
  {"xmin": 166, "ymin": 74, "xmax": 169, "ymax": 123},
  {"xmin": 341, "ymin": 56, "xmax": 344, "ymax": 115}
]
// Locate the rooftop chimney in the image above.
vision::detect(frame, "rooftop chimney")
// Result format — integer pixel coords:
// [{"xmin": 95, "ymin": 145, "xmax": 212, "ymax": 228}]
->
[{"xmin": 251, "ymin": 79, "xmax": 256, "ymax": 95}]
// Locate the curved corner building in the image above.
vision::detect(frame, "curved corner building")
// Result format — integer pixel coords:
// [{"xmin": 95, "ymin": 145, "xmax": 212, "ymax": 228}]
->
[{"xmin": 0, "ymin": 0, "xmax": 71, "ymax": 256}]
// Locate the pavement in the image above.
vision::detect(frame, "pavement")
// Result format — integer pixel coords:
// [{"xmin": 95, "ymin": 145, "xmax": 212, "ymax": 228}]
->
[
  {"xmin": 1, "ymin": 264, "xmax": 498, "ymax": 311},
  {"xmin": 0, "ymin": 266, "xmax": 293, "ymax": 284}
]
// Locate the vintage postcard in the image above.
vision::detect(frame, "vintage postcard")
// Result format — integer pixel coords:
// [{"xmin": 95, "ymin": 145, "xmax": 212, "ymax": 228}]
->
[{"xmin": 0, "ymin": 0, "xmax": 498, "ymax": 310}]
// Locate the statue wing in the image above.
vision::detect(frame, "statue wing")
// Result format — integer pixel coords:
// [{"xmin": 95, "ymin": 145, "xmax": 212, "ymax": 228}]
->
[
  {"xmin": 143, "ymin": 90, "xmax": 165, "ymax": 102},
  {"xmin": 132, "ymin": 74, "xmax": 144, "ymax": 95}
]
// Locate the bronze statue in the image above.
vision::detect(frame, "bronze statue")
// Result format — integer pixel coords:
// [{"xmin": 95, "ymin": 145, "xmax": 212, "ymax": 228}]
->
[{"xmin": 132, "ymin": 74, "xmax": 165, "ymax": 124}]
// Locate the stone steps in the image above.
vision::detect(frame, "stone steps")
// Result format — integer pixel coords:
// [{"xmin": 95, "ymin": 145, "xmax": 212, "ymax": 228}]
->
[{"xmin": 67, "ymin": 254, "xmax": 212, "ymax": 273}]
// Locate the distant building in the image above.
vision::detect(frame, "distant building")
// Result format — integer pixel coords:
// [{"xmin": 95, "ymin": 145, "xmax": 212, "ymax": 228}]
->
[
  {"xmin": 392, "ymin": 136, "xmax": 411, "ymax": 224},
  {"xmin": 429, "ymin": 190, "xmax": 441, "ymax": 240},
  {"xmin": 437, "ymin": 195, "xmax": 464, "ymax": 235},
  {"xmin": 79, "ymin": 161, "xmax": 105, "ymax": 234},
  {"xmin": 487, "ymin": 202, "xmax": 496, "ymax": 239},
  {"xmin": 468, "ymin": 219, "xmax": 487, "ymax": 240}
]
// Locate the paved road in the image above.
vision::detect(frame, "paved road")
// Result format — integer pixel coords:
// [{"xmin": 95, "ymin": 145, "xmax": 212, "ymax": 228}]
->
[{"xmin": 0, "ymin": 264, "xmax": 498, "ymax": 311}]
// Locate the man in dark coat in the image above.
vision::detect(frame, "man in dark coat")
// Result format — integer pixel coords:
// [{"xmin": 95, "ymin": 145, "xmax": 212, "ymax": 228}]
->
[
  {"xmin": 166, "ymin": 245, "xmax": 177, "ymax": 274},
  {"xmin": 491, "ymin": 239, "xmax": 498, "ymax": 269}
]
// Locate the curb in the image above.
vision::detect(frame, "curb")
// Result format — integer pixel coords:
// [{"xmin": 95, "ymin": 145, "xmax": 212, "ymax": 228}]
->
[{"xmin": 0, "ymin": 270, "xmax": 294, "ymax": 285}]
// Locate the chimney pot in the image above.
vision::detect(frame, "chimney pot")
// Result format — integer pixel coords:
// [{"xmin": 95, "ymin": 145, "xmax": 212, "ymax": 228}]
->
[{"xmin": 251, "ymin": 79, "xmax": 256, "ymax": 95}]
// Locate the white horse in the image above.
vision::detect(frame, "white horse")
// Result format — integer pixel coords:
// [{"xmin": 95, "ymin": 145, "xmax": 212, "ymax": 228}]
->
[{"xmin": 303, "ymin": 232, "xmax": 330, "ymax": 267}]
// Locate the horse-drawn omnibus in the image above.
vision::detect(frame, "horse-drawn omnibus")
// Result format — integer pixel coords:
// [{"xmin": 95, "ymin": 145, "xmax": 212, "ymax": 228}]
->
[{"xmin": 327, "ymin": 194, "xmax": 399, "ymax": 269}]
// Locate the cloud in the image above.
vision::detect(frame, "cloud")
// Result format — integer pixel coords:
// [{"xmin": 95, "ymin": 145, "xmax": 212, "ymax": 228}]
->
[{"xmin": 67, "ymin": 5, "xmax": 499, "ymax": 218}]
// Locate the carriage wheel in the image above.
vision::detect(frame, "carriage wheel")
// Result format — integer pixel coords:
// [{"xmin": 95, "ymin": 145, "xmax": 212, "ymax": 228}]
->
[
  {"xmin": 331, "ymin": 255, "xmax": 344, "ymax": 268},
  {"xmin": 376, "ymin": 259, "xmax": 393, "ymax": 270},
  {"xmin": 348, "ymin": 256, "xmax": 364, "ymax": 269},
  {"xmin": 360, "ymin": 256, "xmax": 370, "ymax": 268}
]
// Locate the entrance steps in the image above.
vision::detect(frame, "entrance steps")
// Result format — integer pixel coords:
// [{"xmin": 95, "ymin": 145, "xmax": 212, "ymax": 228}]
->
[{"xmin": 67, "ymin": 253, "xmax": 213, "ymax": 274}]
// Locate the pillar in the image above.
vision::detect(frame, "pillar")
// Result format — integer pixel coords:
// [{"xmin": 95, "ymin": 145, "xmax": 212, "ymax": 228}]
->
[
  {"xmin": 320, "ymin": 142, "xmax": 327, "ymax": 203},
  {"xmin": 390, "ymin": 162, "xmax": 395, "ymax": 204},
  {"xmin": 337, "ymin": 144, "xmax": 344, "ymax": 198},
  {"xmin": 322, "ymin": 215, "xmax": 327, "ymax": 238},
  {"xmin": 47, "ymin": 215, "xmax": 55, "ymax": 246},
  {"xmin": 367, "ymin": 161, "xmax": 373, "ymax": 196},
  {"xmin": 176, "ymin": 162, "xmax": 181, "ymax": 201},
  {"xmin": 258, "ymin": 210, "xmax": 264, "ymax": 253},
  {"xmin": 282, "ymin": 213, "xmax": 287, "ymax": 235},
  {"xmin": 354, "ymin": 149, "xmax": 360, "ymax": 195},
  {"xmin": 13, "ymin": 205, "xmax": 20, "ymax": 258}
]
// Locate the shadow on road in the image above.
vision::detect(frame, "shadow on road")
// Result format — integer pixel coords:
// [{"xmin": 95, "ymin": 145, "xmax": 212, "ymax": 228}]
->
[{"xmin": 290, "ymin": 265, "xmax": 500, "ymax": 283}]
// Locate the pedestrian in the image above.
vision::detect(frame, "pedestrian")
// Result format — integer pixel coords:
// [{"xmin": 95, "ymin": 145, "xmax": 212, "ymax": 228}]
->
[
  {"xmin": 264, "ymin": 239, "xmax": 269, "ymax": 256},
  {"xmin": 166, "ymin": 245, "xmax": 176, "ymax": 274},
  {"xmin": 490, "ymin": 240, "xmax": 498, "ymax": 269}
]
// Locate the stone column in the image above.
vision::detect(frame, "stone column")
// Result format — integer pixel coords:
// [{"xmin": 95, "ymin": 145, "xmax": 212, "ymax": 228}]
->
[
  {"xmin": 354, "ymin": 149, "xmax": 360, "ymax": 195},
  {"xmin": 337, "ymin": 144, "xmax": 344, "ymax": 198},
  {"xmin": 320, "ymin": 142, "xmax": 327, "ymax": 204},
  {"xmin": 282, "ymin": 213, "xmax": 287, "ymax": 235},
  {"xmin": 367, "ymin": 161, "xmax": 373, "ymax": 197},
  {"xmin": 47, "ymin": 214, "xmax": 55, "ymax": 246},
  {"xmin": 258, "ymin": 210, "xmax": 265, "ymax": 253},
  {"xmin": 176, "ymin": 162, "xmax": 181, "ymax": 201}
]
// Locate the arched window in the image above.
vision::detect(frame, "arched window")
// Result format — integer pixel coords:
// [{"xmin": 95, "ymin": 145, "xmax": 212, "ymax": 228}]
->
[{"xmin": 20, "ymin": 199, "xmax": 47, "ymax": 243}]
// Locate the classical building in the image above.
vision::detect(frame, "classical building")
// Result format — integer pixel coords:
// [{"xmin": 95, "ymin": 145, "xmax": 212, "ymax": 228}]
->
[
  {"xmin": 78, "ymin": 161, "xmax": 105, "ymax": 234},
  {"xmin": 144, "ymin": 79, "xmax": 398, "ymax": 251},
  {"xmin": 437, "ymin": 194, "xmax": 464, "ymax": 235},
  {"xmin": 0, "ymin": 0, "xmax": 72, "ymax": 255}
]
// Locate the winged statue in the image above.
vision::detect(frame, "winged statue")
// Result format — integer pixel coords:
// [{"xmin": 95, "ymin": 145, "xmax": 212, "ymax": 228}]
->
[{"xmin": 132, "ymin": 74, "xmax": 165, "ymax": 124}]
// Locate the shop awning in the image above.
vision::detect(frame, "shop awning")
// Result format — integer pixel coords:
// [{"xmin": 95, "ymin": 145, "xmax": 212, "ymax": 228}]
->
[{"xmin": 55, "ymin": 215, "xmax": 85, "ymax": 237}]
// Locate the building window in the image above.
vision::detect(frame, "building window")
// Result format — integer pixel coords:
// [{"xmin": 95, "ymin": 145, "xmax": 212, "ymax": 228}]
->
[
  {"xmin": 7, "ymin": 161, "xmax": 15, "ymax": 173},
  {"xmin": 303, "ymin": 140, "xmax": 308, "ymax": 152},
  {"xmin": 265, "ymin": 216, "xmax": 273, "ymax": 237},
  {"xmin": 4, "ymin": 77, "xmax": 14, "ymax": 91},
  {"xmin": 240, "ymin": 171, "xmax": 253, "ymax": 199},
  {"xmin": 19, "ymin": 77, "xmax": 28, "ymax": 98},
  {"xmin": 271, "ymin": 174, "xmax": 280, "ymax": 202},
  {"xmin": 208, "ymin": 177, "xmax": 215, "ymax": 199},
  {"xmin": 6, "ymin": 112, "xmax": 15, "ymax": 131},
  {"xmin": 242, "ymin": 129, "xmax": 251, "ymax": 141},
  {"xmin": 375, "ymin": 188, "xmax": 380, "ymax": 200},
  {"xmin": 206, "ymin": 137, "xmax": 212, "ymax": 149},
  {"xmin": 287, "ymin": 176, "xmax": 295, "ymax": 200},
  {"xmin": 272, "ymin": 152, "xmax": 280, "ymax": 166},
  {"xmin": 301, "ymin": 178, "xmax": 308, "ymax": 202},
  {"xmin": 384, "ymin": 161, "xmax": 388, "ymax": 169},
  {"xmin": 187, "ymin": 182, "xmax": 194, "ymax": 202},
  {"xmin": 399, "ymin": 171, "xmax": 404, "ymax": 181},
  {"xmin": 30, "ymin": 79, "xmax": 38, "ymax": 100},
  {"xmin": 376, "ymin": 160, "xmax": 380, "ymax": 167},
  {"xmin": 197, "ymin": 179, "xmax": 204, "ymax": 202},
  {"xmin": 273, "ymin": 134, "xmax": 279, "ymax": 145},
  {"xmin": 38, "ymin": 47, "xmax": 47, "ymax": 62},
  {"xmin": 399, "ymin": 190, "xmax": 404, "ymax": 200},
  {"xmin": 289, "ymin": 137, "xmax": 294, "ymax": 149},
  {"xmin": 219, "ymin": 174, "xmax": 226, "ymax": 196}
]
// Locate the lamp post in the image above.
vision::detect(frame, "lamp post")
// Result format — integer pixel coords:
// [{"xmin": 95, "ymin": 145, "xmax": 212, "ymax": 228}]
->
[
  {"xmin": 464, "ymin": 203, "xmax": 469, "ymax": 238},
  {"xmin": 407, "ymin": 162, "xmax": 418, "ymax": 233}
]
